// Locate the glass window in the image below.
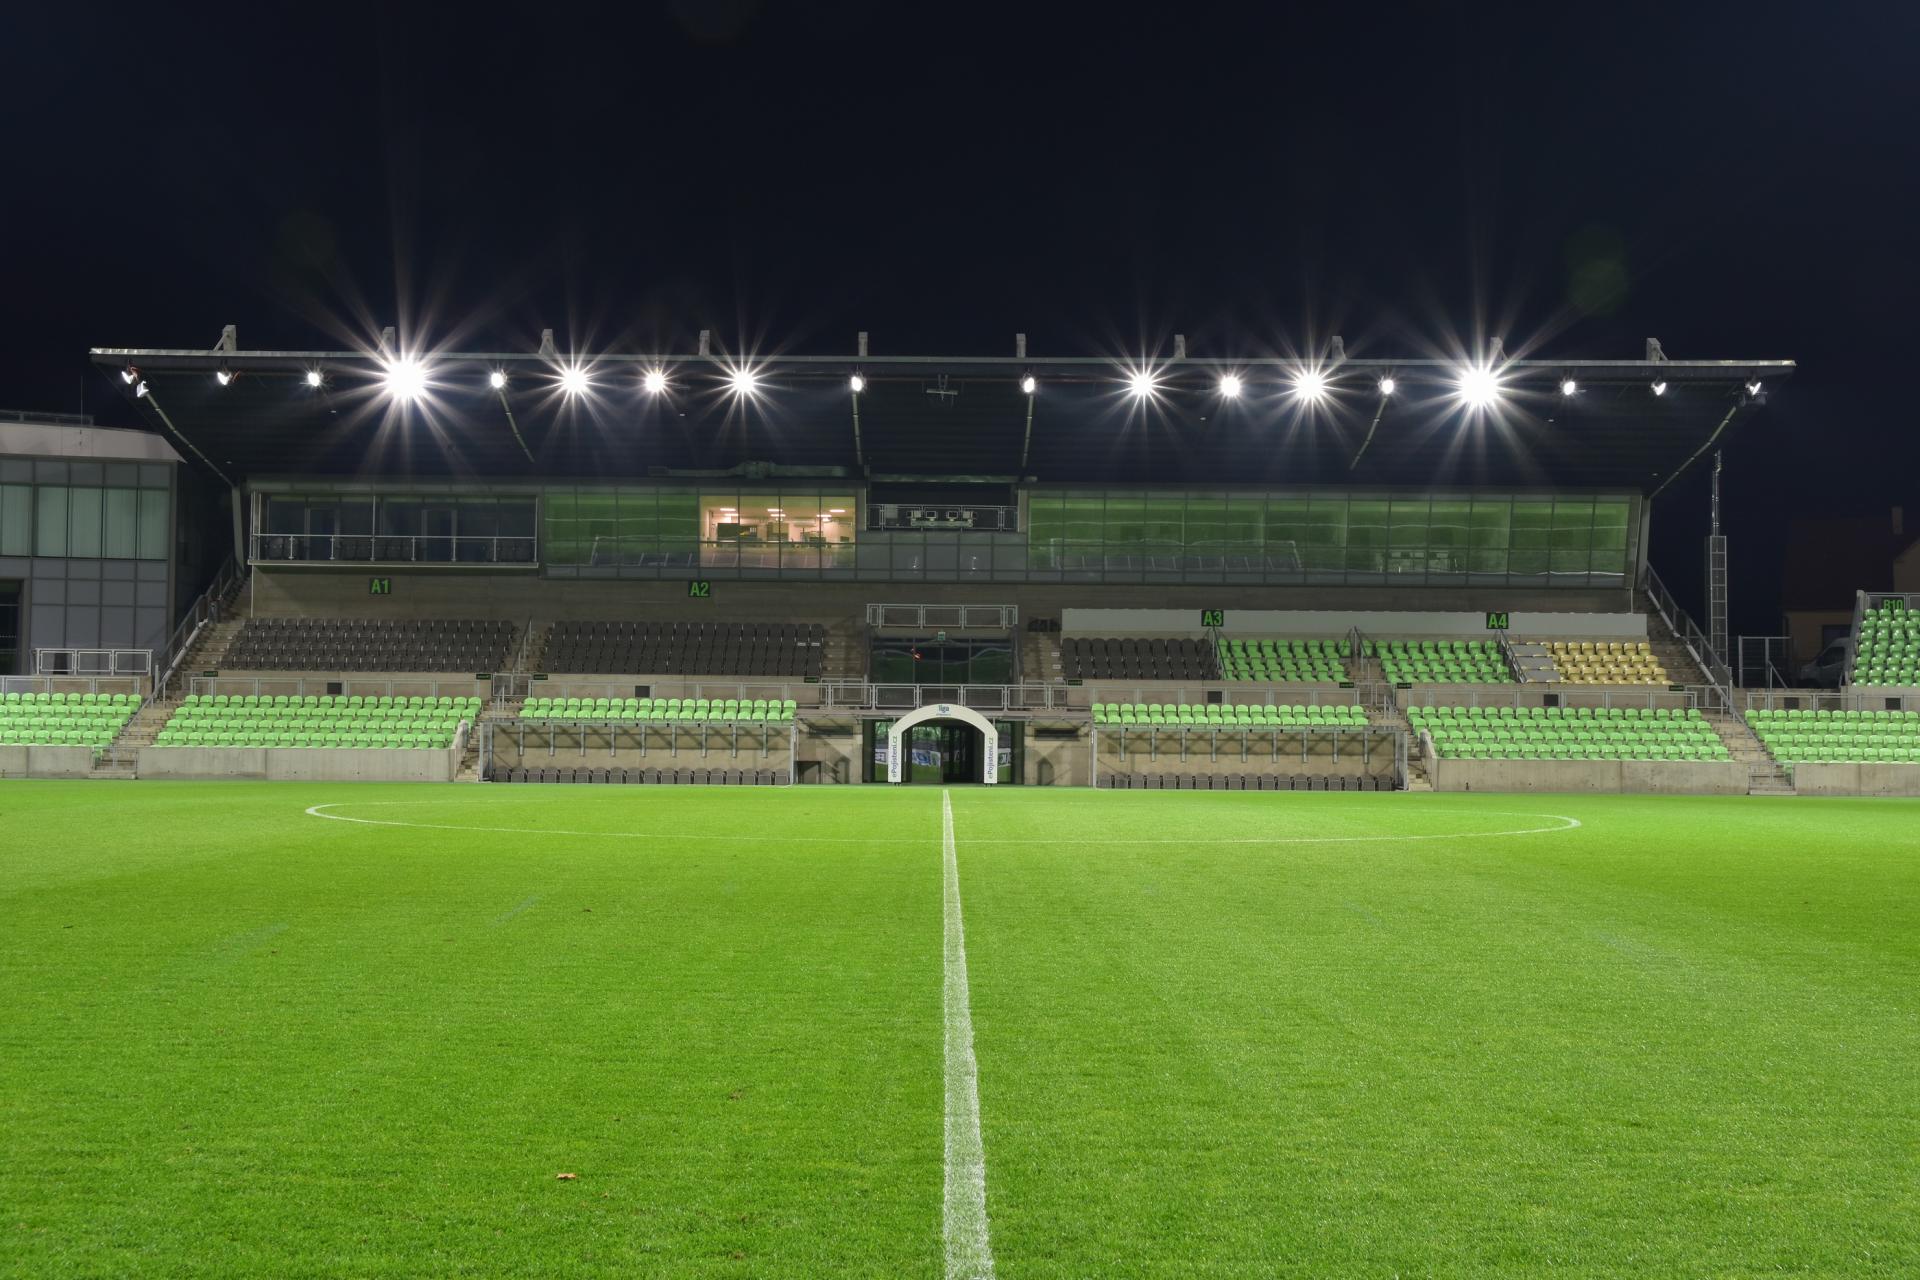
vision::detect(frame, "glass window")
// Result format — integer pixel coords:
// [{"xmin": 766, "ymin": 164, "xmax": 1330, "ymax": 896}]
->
[
  {"xmin": 138, "ymin": 489, "xmax": 170, "ymax": 559},
  {"xmin": 67, "ymin": 487, "xmax": 103, "ymax": 557},
  {"xmin": 1062, "ymin": 495, "xmax": 1104, "ymax": 545},
  {"xmin": 1387, "ymin": 497, "xmax": 1430, "ymax": 574},
  {"xmin": 0, "ymin": 485, "xmax": 31, "ymax": 556},
  {"xmin": 1509, "ymin": 500, "xmax": 1554, "ymax": 576},
  {"xmin": 37, "ymin": 486, "xmax": 68, "ymax": 556},
  {"xmin": 1550, "ymin": 498, "xmax": 1595, "ymax": 575},
  {"xmin": 103, "ymin": 489, "xmax": 139, "ymax": 559},
  {"xmin": 1467, "ymin": 497, "xmax": 1511, "ymax": 574},
  {"xmin": 1427, "ymin": 499, "xmax": 1470, "ymax": 573},
  {"xmin": 1345, "ymin": 498, "xmax": 1388, "ymax": 572},
  {"xmin": 1590, "ymin": 498, "xmax": 1630, "ymax": 575},
  {"xmin": 1304, "ymin": 495, "xmax": 1347, "ymax": 573},
  {"xmin": 1265, "ymin": 496, "xmax": 1309, "ymax": 571}
]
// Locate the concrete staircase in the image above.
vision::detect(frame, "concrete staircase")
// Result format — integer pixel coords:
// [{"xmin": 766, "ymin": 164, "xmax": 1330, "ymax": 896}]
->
[
  {"xmin": 1022, "ymin": 627, "xmax": 1066, "ymax": 685},
  {"xmin": 165, "ymin": 617, "xmax": 247, "ymax": 695},
  {"xmin": 1706, "ymin": 710, "xmax": 1796, "ymax": 795},
  {"xmin": 1507, "ymin": 641, "xmax": 1559, "ymax": 683},
  {"xmin": 821, "ymin": 619, "xmax": 867, "ymax": 682},
  {"xmin": 89, "ymin": 698, "xmax": 179, "ymax": 778}
]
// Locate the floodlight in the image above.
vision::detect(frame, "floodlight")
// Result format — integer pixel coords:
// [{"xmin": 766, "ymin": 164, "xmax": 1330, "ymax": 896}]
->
[
  {"xmin": 1377, "ymin": 377, "xmax": 1396, "ymax": 396},
  {"xmin": 1020, "ymin": 375, "xmax": 1037, "ymax": 395},
  {"xmin": 1560, "ymin": 377, "xmax": 1578, "ymax": 396},
  {"xmin": 728, "ymin": 366, "xmax": 760, "ymax": 395},
  {"xmin": 305, "ymin": 369, "xmax": 324, "ymax": 388},
  {"xmin": 1454, "ymin": 364, "xmax": 1502, "ymax": 408},
  {"xmin": 642, "ymin": 369, "xmax": 667, "ymax": 394},
  {"xmin": 120, "ymin": 365, "xmax": 138, "ymax": 384},
  {"xmin": 1126, "ymin": 369, "xmax": 1157, "ymax": 398},
  {"xmin": 488, "ymin": 370, "xmax": 507, "ymax": 390},
  {"xmin": 134, "ymin": 380, "xmax": 149, "ymax": 399},
  {"xmin": 1292, "ymin": 370, "xmax": 1328, "ymax": 401},
  {"xmin": 1219, "ymin": 374, "xmax": 1243, "ymax": 398},
  {"xmin": 1650, "ymin": 380, "xmax": 1668, "ymax": 397},
  {"xmin": 559, "ymin": 364, "xmax": 590, "ymax": 396},
  {"xmin": 381, "ymin": 357, "xmax": 425, "ymax": 401},
  {"xmin": 849, "ymin": 373, "xmax": 866, "ymax": 394},
  {"xmin": 215, "ymin": 368, "xmax": 234, "ymax": 387},
  {"xmin": 1745, "ymin": 380, "xmax": 1763, "ymax": 396}
]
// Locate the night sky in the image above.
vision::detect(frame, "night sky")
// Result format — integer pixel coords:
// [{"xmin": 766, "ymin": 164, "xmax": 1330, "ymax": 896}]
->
[{"xmin": 3, "ymin": 3, "xmax": 1916, "ymax": 634}]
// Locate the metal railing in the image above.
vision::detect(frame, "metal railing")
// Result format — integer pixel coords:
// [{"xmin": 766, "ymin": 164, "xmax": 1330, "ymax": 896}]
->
[
  {"xmin": 1640, "ymin": 563, "xmax": 1735, "ymax": 712},
  {"xmin": 1743, "ymin": 688, "xmax": 1914, "ymax": 714},
  {"xmin": 1, "ymin": 674, "xmax": 145, "ymax": 696},
  {"xmin": 155, "ymin": 554, "xmax": 241, "ymax": 697},
  {"xmin": 187, "ymin": 675, "xmax": 491, "ymax": 700},
  {"xmin": 1736, "ymin": 635, "xmax": 1795, "ymax": 689},
  {"xmin": 1087, "ymin": 681, "xmax": 1396, "ymax": 714},
  {"xmin": 1401, "ymin": 684, "xmax": 1701, "ymax": 712},
  {"xmin": 865, "ymin": 603, "xmax": 1018, "ymax": 630},
  {"xmin": 35, "ymin": 648, "xmax": 152, "ymax": 678},
  {"xmin": 818, "ymin": 681, "xmax": 1066, "ymax": 712},
  {"xmin": 250, "ymin": 533, "xmax": 538, "ymax": 566}
]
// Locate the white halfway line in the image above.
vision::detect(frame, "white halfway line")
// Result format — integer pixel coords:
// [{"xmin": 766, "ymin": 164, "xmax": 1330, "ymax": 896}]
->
[{"xmin": 943, "ymin": 789, "xmax": 994, "ymax": 1280}]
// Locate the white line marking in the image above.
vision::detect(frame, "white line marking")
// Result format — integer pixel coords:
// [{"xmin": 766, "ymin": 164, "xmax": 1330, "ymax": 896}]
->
[
  {"xmin": 942, "ymin": 789, "xmax": 994, "ymax": 1280},
  {"xmin": 302, "ymin": 802, "xmax": 1582, "ymax": 845}
]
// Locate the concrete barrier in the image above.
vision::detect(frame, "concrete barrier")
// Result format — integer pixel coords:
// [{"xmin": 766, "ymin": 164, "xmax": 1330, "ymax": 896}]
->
[
  {"xmin": 1431, "ymin": 758, "xmax": 1748, "ymax": 795},
  {"xmin": 138, "ymin": 746, "xmax": 455, "ymax": 783},
  {"xmin": 1791, "ymin": 763, "xmax": 1920, "ymax": 797},
  {"xmin": 0, "ymin": 745, "xmax": 98, "ymax": 779}
]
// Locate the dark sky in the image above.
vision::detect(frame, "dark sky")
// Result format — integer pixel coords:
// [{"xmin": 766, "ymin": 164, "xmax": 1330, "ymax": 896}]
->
[{"xmin": 3, "ymin": 2, "xmax": 1916, "ymax": 634}]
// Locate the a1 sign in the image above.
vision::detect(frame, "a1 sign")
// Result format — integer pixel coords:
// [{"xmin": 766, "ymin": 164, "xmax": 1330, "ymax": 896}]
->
[
  {"xmin": 369, "ymin": 577, "xmax": 393, "ymax": 596},
  {"xmin": 1485, "ymin": 611, "xmax": 1510, "ymax": 630},
  {"xmin": 1200, "ymin": 609, "xmax": 1225, "ymax": 628},
  {"xmin": 687, "ymin": 580, "xmax": 712, "ymax": 599}
]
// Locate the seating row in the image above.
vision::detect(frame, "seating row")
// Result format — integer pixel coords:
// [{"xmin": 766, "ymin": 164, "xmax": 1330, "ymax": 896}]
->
[
  {"xmin": 1092, "ymin": 702, "xmax": 1367, "ymax": 727},
  {"xmin": 1853, "ymin": 601, "xmax": 1920, "ymax": 685},
  {"xmin": 1099, "ymin": 773, "xmax": 1394, "ymax": 791},
  {"xmin": 1375, "ymin": 639, "xmax": 1510, "ymax": 685},
  {"xmin": 520, "ymin": 697, "xmax": 796, "ymax": 723},
  {"xmin": 0, "ymin": 693, "xmax": 138, "ymax": 749},
  {"xmin": 1411, "ymin": 705, "xmax": 1728, "ymax": 761},
  {"xmin": 1747, "ymin": 708, "xmax": 1920, "ymax": 763},
  {"xmin": 490, "ymin": 767, "xmax": 784, "ymax": 785}
]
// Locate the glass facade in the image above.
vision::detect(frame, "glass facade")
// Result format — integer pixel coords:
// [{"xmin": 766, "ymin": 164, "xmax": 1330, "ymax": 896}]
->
[
  {"xmin": 543, "ymin": 486, "xmax": 857, "ymax": 573},
  {"xmin": 254, "ymin": 494, "xmax": 537, "ymax": 564},
  {"xmin": 1024, "ymin": 489, "xmax": 1637, "ymax": 585},
  {"xmin": 243, "ymin": 481, "xmax": 1639, "ymax": 587},
  {"xmin": 0, "ymin": 478, "xmax": 170, "ymax": 560}
]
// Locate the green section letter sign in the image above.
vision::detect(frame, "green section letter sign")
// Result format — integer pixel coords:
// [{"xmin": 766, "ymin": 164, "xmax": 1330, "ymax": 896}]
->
[
  {"xmin": 1200, "ymin": 609, "xmax": 1225, "ymax": 628},
  {"xmin": 1485, "ymin": 611, "xmax": 1510, "ymax": 630},
  {"xmin": 687, "ymin": 580, "xmax": 712, "ymax": 598},
  {"xmin": 369, "ymin": 577, "xmax": 393, "ymax": 596}
]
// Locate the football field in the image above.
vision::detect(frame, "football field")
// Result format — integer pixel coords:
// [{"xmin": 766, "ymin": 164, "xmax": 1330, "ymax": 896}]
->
[{"xmin": 2, "ymin": 781, "xmax": 1917, "ymax": 1277}]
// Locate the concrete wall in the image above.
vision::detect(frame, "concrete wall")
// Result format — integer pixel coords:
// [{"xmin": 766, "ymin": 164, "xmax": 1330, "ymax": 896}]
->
[
  {"xmin": 138, "ymin": 746, "xmax": 456, "ymax": 782},
  {"xmin": 1026, "ymin": 728, "xmax": 1090, "ymax": 786},
  {"xmin": 490, "ymin": 723, "xmax": 794, "ymax": 779},
  {"xmin": 1095, "ymin": 727, "xmax": 1397, "ymax": 783},
  {"xmin": 1790, "ymin": 763, "xmax": 1920, "ymax": 797},
  {"xmin": 1063, "ymin": 607, "xmax": 1647, "ymax": 639},
  {"xmin": 1430, "ymin": 758, "xmax": 1748, "ymax": 794},
  {"xmin": 0, "ymin": 745, "xmax": 96, "ymax": 779}
]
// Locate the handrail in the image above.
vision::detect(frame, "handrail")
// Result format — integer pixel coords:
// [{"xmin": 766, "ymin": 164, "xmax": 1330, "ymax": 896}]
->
[
  {"xmin": 864, "ymin": 603, "xmax": 1019, "ymax": 630},
  {"xmin": 819, "ymin": 680, "xmax": 1066, "ymax": 712},
  {"xmin": 1846, "ymin": 589, "xmax": 1867, "ymax": 686},
  {"xmin": 250, "ymin": 532, "xmax": 538, "ymax": 566},
  {"xmin": 1641, "ymin": 563, "xmax": 1736, "ymax": 712},
  {"xmin": 155, "ymin": 555, "xmax": 241, "ymax": 698}
]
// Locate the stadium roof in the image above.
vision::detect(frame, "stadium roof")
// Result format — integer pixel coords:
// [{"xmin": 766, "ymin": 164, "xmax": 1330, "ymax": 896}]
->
[{"xmin": 89, "ymin": 339, "xmax": 1792, "ymax": 495}]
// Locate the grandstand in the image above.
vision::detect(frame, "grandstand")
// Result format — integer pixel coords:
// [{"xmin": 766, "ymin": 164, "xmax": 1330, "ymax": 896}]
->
[{"xmin": 5, "ymin": 337, "xmax": 1889, "ymax": 796}]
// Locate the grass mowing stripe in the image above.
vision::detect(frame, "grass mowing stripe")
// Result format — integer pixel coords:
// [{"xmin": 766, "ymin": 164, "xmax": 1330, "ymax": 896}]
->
[{"xmin": 943, "ymin": 789, "xmax": 995, "ymax": 1280}]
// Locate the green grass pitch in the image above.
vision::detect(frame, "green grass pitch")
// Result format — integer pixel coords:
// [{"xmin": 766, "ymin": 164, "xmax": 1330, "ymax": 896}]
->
[{"xmin": 3, "ymin": 780, "xmax": 1917, "ymax": 1277}]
